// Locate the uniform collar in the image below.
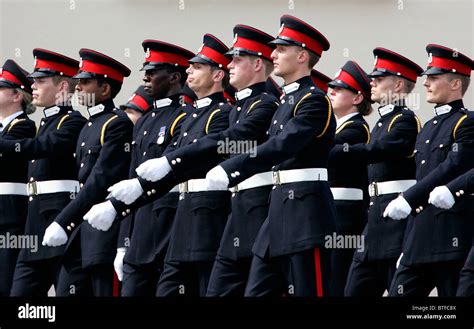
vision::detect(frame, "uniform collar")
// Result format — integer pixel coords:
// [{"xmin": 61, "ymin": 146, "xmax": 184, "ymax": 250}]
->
[
  {"xmin": 434, "ymin": 99, "xmax": 464, "ymax": 116},
  {"xmin": 235, "ymin": 82, "xmax": 267, "ymax": 102},
  {"xmin": 336, "ymin": 112, "xmax": 359, "ymax": 128},
  {"xmin": 43, "ymin": 105, "xmax": 62, "ymax": 118},
  {"xmin": 87, "ymin": 98, "xmax": 115, "ymax": 117},
  {"xmin": 282, "ymin": 76, "xmax": 313, "ymax": 95},
  {"xmin": 153, "ymin": 94, "xmax": 182, "ymax": 110},
  {"xmin": 0, "ymin": 110, "xmax": 23, "ymax": 132},
  {"xmin": 194, "ymin": 92, "xmax": 225, "ymax": 109}
]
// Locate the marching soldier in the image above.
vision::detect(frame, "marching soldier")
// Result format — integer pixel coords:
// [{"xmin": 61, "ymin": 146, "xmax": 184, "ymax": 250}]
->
[
  {"xmin": 6, "ymin": 49, "xmax": 86, "ymax": 296},
  {"xmin": 384, "ymin": 44, "xmax": 474, "ymax": 296},
  {"xmin": 326, "ymin": 60, "xmax": 372, "ymax": 296},
  {"xmin": 333, "ymin": 48, "xmax": 422, "ymax": 296},
  {"xmin": 203, "ymin": 15, "xmax": 336, "ymax": 297},
  {"xmin": 0, "ymin": 60, "xmax": 36, "ymax": 296},
  {"xmin": 114, "ymin": 40, "xmax": 194, "ymax": 296},
  {"xmin": 84, "ymin": 25, "xmax": 278, "ymax": 295},
  {"xmin": 119, "ymin": 85, "xmax": 154, "ymax": 124},
  {"xmin": 41, "ymin": 49, "xmax": 133, "ymax": 297},
  {"xmin": 430, "ymin": 168, "xmax": 474, "ymax": 296}
]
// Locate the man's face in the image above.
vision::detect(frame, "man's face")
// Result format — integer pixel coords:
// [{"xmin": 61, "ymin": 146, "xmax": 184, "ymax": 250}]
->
[
  {"xmin": 0, "ymin": 87, "xmax": 18, "ymax": 109},
  {"xmin": 328, "ymin": 86, "xmax": 358, "ymax": 115},
  {"xmin": 143, "ymin": 68, "xmax": 175, "ymax": 99},
  {"xmin": 185, "ymin": 62, "xmax": 214, "ymax": 94},
  {"xmin": 75, "ymin": 78, "xmax": 105, "ymax": 106},
  {"xmin": 31, "ymin": 76, "xmax": 61, "ymax": 107},
  {"xmin": 423, "ymin": 74, "xmax": 453, "ymax": 104},
  {"xmin": 271, "ymin": 44, "xmax": 300, "ymax": 78},
  {"xmin": 228, "ymin": 55, "xmax": 255, "ymax": 90},
  {"xmin": 370, "ymin": 75, "xmax": 397, "ymax": 104}
]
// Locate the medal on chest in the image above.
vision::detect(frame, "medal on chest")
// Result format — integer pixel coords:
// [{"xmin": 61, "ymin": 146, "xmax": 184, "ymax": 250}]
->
[{"xmin": 157, "ymin": 126, "xmax": 166, "ymax": 144}]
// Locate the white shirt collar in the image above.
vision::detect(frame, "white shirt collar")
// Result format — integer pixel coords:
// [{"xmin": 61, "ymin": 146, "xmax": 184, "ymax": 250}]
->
[
  {"xmin": 235, "ymin": 88, "xmax": 253, "ymax": 101},
  {"xmin": 195, "ymin": 97, "xmax": 213, "ymax": 109},
  {"xmin": 282, "ymin": 82, "xmax": 300, "ymax": 95},
  {"xmin": 336, "ymin": 112, "xmax": 359, "ymax": 129},
  {"xmin": 434, "ymin": 104, "xmax": 452, "ymax": 116},
  {"xmin": 378, "ymin": 104, "xmax": 396, "ymax": 117},
  {"xmin": 0, "ymin": 111, "xmax": 23, "ymax": 132},
  {"xmin": 154, "ymin": 98, "xmax": 173, "ymax": 109},
  {"xmin": 87, "ymin": 103, "xmax": 106, "ymax": 117},
  {"xmin": 44, "ymin": 106, "xmax": 61, "ymax": 118}
]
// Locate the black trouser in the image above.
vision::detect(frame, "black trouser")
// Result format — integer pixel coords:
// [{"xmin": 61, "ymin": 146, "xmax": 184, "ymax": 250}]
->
[
  {"xmin": 10, "ymin": 256, "xmax": 62, "ymax": 297},
  {"xmin": 156, "ymin": 260, "xmax": 214, "ymax": 296},
  {"xmin": 330, "ymin": 248, "xmax": 358, "ymax": 296},
  {"xmin": 344, "ymin": 257, "xmax": 397, "ymax": 296},
  {"xmin": 56, "ymin": 258, "xmax": 114, "ymax": 297},
  {"xmin": 244, "ymin": 247, "xmax": 331, "ymax": 297},
  {"xmin": 121, "ymin": 258, "xmax": 164, "ymax": 296},
  {"xmin": 206, "ymin": 254, "xmax": 252, "ymax": 296},
  {"xmin": 388, "ymin": 260, "xmax": 465, "ymax": 297},
  {"xmin": 0, "ymin": 226, "xmax": 23, "ymax": 296}
]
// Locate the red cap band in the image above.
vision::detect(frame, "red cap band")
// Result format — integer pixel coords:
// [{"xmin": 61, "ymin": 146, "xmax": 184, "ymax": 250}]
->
[
  {"xmin": 129, "ymin": 94, "xmax": 149, "ymax": 112},
  {"xmin": 279, "ymin": 26, "xmax": 323, "ymax": 56},
  {"xmin": 429, "ymin": 56, "xmax": 471, "ymax": 76},
  {"xmin": 0, "ymin": 70, "xmax": 23, "ymax": 86},
  {"xmin": 35, "ymin": 59, "xmax": 78, "ymax": 77},
  {"xmin": 146, "ymin": 51, "xmax": 190, "ymax": 67},
  {"xmin": 81, "ymin": 60, "xmax": 124, "ymax": 82},
  {"xmin": 199, "ymin": 46, "xmax": 230, "ymax": 68},
  {"xmin": 233, "ymin": 36, "xmax": 273, "ymax": 60},
  {"xmin": 375, "ymin": 57, "xmax": 419, "ymax": 82},
  {"xmin": 336, "ymin": 70, "xmax": 369, "ymax": 99}
]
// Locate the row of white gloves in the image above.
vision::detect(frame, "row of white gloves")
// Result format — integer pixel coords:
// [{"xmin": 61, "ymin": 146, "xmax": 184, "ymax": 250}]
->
[{"xmin": 41, "ymin": 155, "xmax": 459, "ymax": 279}]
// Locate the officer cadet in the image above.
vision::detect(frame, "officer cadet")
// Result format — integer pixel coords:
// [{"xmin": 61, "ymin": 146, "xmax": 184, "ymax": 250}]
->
[
  {"xmin": 40, "ymin": 49, "xmax": 133, "ymax": 297},
  {"xmin": 113, "ymin": 40, "xmax": 194, "ymax": 296},
  {"xmin": 119, "ymin": 85, "xmax": 154, "ymax": 124},
  {"xmin": 5, "ymin": 49, "xmax": 86, "ymax": 297},
  {"xmin": 201, "ymin": 15, "xmax": 335, "ymax": 297},
  {"xmin": 326, "ymin": 60, "xmax": 372, "ymax": 296},
  {"xmin": 332, "ymin": 48, "xmax": 422, "ymax": 296},
  {"xmin": 84, "ymin": 26, "xmax": 278, "ymax": 296},
  {"xmin": 0, "ymin": 60, "xmax": 36, "ymax": 296},
  {"xmin": 384, "ymin": 45, "xmax": 474, "ymax": 297}
]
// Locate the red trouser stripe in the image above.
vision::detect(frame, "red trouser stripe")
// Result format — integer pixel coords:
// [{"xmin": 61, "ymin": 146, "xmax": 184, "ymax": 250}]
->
[
  {"xmin": 314, "ymin": 248, "xmax": 323, "ymax": 297},
  {"xmin": 113, "ymin": 272, "xmax": 120, "ymax": 297}
]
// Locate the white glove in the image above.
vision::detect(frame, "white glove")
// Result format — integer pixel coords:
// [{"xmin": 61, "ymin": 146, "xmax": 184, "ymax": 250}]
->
[
  {"xmin": 383, "ymin": 195, "xmax": 412, "ymax": 220},
  {"xmin": 42, "ymin": 222, "xmax": 68, "ymax": 247},
  {"xmin": 114, "ymin": 247, "xmax": 127, "ymax": 281},
  {"xmin": 428, "ymin": 185, "xmax": 455, "ymax": 209},
  {"xmin": 205, "ymin": 165, "xmax": 230, "ymax": 191},
  {"xmin": 83, "ymin": 200, "xmax": 117, "ymax": 231},
  {"xmin": 107, "ymin": 178, "xmax": 143, "ymax": 205},
  {"xmin": 136, "ymin": 156, "xmax": 171, "ymax": 182}
]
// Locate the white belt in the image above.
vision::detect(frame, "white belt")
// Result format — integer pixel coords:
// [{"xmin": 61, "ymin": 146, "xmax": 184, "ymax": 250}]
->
[
  {"xmin": 331, "ymin": 187, "xmax": 363, "ymax": 201},
  {"xmin": 368, "ymin": 179, "xmax": 416, "ymax": 197},
  {"xmin": 230, "ymin": 172, "xmax": 273, "ymax": 193},
  {"xmin": 272, "ymin": 168, "xmax": 328, "ymax": 185},
  {"xmin": 169, "ymin": 185, "xmax": 179, "ymax": 193},
  {"xmin": 0, "ymin": 183, "xmax": 28, "ymax": 196},
  {"xmin": 179, "ymin": 179, "xmax": 213, "ymax": 193},
  {"xmin": 27, "ymin": 180, "xmax": 80, "ymax": 196}
]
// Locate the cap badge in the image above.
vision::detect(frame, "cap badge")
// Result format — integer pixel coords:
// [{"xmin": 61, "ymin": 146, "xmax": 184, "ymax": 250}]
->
[
  {"xmin": 428, "ymin": 53, "xmax": 433, "ymax": 64},
  {"xmin": 145, "ymin": 48, "xmax": 151, "ymax": 58}
]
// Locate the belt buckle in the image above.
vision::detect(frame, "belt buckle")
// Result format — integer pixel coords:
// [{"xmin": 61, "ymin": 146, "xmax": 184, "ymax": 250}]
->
[
  {"xmin": 27, "ymin": 181, "xmax": 38, "ymax": 196},
  {"xmin": 179, "ymin": 181, "xmax": 189, "ymax": 193},
  {"xmin": 369, "ymin": 182, "xmax": 378, "ymax": 197},
  {"xmin": 272, "ymin": 171, "xmax": 281, "ymax": 185}
]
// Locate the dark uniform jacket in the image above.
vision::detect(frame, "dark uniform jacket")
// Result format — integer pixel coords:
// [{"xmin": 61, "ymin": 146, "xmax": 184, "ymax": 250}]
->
[
  {"xmin": 0, "ymin": 106, "xmax": 86, "ymax": 261},
  {"xmin": 401, "ymin": 100, "xmax": 474, "ymax": 265},
  {"xmin": 54, "ymin": 99, "xmax": 133, "ymax": 268}
]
